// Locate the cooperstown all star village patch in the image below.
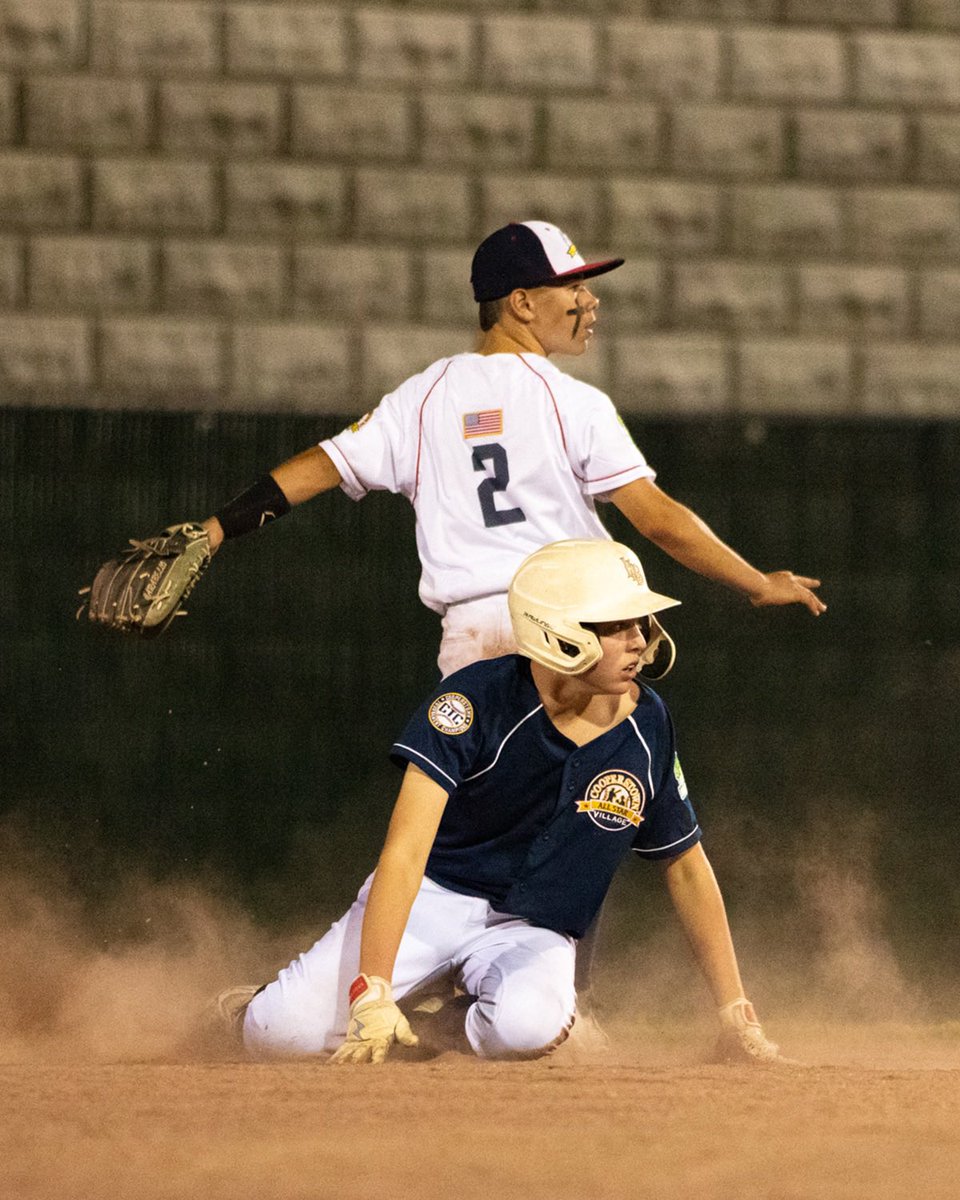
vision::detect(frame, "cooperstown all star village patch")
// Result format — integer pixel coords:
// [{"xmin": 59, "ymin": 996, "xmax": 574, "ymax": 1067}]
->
[{"xmin": 576, "ymin": 770, "xmax": 646, "ymax": 830}]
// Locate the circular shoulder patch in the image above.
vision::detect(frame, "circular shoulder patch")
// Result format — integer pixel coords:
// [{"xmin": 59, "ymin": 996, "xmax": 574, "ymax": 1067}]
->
[{"xmin": 428, "ymin": 692, "xmax": 474, "ymax": 736}]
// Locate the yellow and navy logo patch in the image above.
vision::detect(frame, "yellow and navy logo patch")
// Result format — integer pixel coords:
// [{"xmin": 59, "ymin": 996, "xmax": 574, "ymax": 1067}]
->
[
  {"xmin": 577, "ymin": 770, "xmax": 646, "ymax": 830},
  {"xmin": 428, "ymin": 692, "xmax": 474, "ymax": 736},
  {"xmin": 463, "ymin": 409, "xmax": 503, "ymax": 439},
  {"xmin": 673, "ymin": 755, "xmax": 688, "ymax": 799}
]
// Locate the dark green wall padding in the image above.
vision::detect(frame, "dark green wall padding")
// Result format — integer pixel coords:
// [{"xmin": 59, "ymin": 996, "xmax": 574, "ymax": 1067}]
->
[{"xmin": 2, "ymin": 408, "xmax": 958, "ymax": 1003}]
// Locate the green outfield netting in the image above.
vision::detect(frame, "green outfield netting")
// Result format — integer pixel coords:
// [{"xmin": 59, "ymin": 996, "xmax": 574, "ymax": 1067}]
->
[{"xmin": 2, "ymin": 408, "xmax": 958, "ymax": 988}]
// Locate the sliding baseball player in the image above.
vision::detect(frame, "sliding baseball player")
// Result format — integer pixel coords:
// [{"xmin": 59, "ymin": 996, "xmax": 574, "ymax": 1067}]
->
[{"xmin": 234, "ymin": 540, "xmax": 784, "ymax": 1065}]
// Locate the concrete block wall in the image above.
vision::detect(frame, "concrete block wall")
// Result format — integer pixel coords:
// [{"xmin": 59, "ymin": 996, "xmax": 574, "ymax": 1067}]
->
[{"xmin": 1, "ymin": 1, "xmax": 960, "ymax": 416}]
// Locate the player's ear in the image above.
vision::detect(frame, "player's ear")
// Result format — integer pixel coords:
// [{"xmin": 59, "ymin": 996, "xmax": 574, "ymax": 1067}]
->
[{"xmin": 505, "ymin": 287, "xmax": 536, "ymax": 323}]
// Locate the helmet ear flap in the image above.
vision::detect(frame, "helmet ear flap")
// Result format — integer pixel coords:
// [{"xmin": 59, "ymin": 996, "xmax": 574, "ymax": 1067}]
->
[{"xmin": 523, "ymin": 620, "xmax": 602, "ymax": 675}]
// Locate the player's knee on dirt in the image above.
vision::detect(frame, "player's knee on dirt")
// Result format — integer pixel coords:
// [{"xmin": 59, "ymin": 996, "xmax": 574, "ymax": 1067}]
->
[
  {"xmin": 241, "ymin": 979, "xmax": 343, "ymax": 1059},
  {"xmin": 466, "ymin": 966, "xmax": 574, "ymax": 1060}
]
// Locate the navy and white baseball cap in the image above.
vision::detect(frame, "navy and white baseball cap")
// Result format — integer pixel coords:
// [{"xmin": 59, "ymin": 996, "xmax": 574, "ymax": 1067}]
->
[{"xmin": 470, "ymin": 221, "xmax": 625, "ymax": 302}]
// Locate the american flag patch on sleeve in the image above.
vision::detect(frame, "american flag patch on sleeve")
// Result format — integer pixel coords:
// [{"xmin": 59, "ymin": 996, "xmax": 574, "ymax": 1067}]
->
[{"xmin": 462, "ymin": 409, "xmax": 503, "ymax": 438}]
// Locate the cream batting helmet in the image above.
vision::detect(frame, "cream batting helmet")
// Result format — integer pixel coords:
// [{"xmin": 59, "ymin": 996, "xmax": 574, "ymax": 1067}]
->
[{"xmin": 508, "ymin": 539, "xmax": 680, "ymax": 677}]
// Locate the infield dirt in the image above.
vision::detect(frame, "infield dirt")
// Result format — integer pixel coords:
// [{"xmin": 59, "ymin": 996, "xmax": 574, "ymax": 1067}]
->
[
  {"xmin": 2, "ymin": 1024, "xmax": 960, "ymax": 1200},
  {"xmin": 1, "ymin": 845, "xmax": 958, "ymax": 1199}
]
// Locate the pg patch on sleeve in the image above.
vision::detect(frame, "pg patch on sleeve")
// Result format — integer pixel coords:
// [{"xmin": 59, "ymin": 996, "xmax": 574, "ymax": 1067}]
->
[
  {"xmin": 673, "ymin": 755, "xmax": 688, "ymax": 799},
  {"xmin": 428, "ymin": 692, "xmax": 474, "ymax": 736}
]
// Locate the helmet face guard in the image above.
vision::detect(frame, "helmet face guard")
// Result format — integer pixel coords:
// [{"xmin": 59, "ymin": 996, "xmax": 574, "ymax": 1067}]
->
[{"xmin": 508, "ymin": 539, "xmax": 680, "ymax": 677}]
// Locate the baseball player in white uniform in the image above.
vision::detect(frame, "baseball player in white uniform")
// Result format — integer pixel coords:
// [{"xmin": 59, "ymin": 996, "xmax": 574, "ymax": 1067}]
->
[
  {"xmin": 229, "ymin": 539, "xmax": 784, "ymax": 1065},
  {"xmin": 202, "ymin": 219, "xmax": 825, "ymax": 680}
]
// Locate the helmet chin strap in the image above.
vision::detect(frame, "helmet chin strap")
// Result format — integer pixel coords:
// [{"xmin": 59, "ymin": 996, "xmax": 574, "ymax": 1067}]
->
[{"xmin": 636, "ymin": 616, "xmax": 676, "ymax": 682}]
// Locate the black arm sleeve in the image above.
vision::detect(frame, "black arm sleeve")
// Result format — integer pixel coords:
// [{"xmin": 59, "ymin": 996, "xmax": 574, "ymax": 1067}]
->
[{"xmin": 214, "ymin": 474, "xmax": 292, "ymax": 539}]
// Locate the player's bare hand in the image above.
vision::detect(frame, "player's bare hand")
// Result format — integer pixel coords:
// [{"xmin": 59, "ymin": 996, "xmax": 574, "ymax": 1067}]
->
[
  {"xmin": 329, "ymin": 974, "xmax": 419, "ymax": 1066},
  {"xmin": 749, "ymin": 571, "xmax": 826, "ymax": 616}
]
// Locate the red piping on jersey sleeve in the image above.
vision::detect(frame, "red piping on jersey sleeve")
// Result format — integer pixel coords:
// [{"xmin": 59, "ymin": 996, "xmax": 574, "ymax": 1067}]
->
[
  {"xmin": 517, "ymin": 354, "xmax": 647, "ymax": 488},
  {"xmin": 413, "ymin": 360, "xmax": 454, "ymax": 503},
  {"xmin": 517, "ymin": 354, "xmax": 571, "ymax": 463},
  {"xmin": 585, "ymin": 463, "xmax": 655, "ymax": 486}
]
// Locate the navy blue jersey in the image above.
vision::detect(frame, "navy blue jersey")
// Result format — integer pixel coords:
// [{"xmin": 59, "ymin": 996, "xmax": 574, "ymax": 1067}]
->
[{"xmin": 390, "ymin": 655, "xmax": 701, "ymax": 939}]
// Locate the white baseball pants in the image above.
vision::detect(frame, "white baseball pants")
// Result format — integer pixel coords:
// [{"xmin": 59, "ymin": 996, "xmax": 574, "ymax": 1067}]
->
[
  {"xmin": 242, "ymin": 873, "xmax": 577, "ymax": 1060},
  {"xmin": 438, "ymin": 594, "xmax": 517, "ymax": 677}
]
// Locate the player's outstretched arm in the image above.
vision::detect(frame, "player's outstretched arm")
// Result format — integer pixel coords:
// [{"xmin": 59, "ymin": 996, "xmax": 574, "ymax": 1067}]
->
[
  {"xmin": 81, "ymin": 449, "xmax": 342, "ymax": 634},
  {"xmin": 330, "ymin": 765, "xmax": 450, "ymax": 1066},
  {"xmin": 661, "ymin": 843, "xmax": 746, "ymax": 1009},
  {"xmin": 661, "ymin": 844, "xmax": 784, "ymax": 1064},
  {"xmin": 610, "ymin": 478, "xmax": 826, "ymax": 616},
  {"xmin": 202, "ymin": 445, "xmax": 343, "ymax": 551}
]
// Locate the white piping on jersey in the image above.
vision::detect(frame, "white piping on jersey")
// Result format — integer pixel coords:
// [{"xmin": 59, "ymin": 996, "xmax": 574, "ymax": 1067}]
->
[
  {"xmin": 626, "ymin": 713, "xmax": 656, "ymax": 799},
  {"xmin": 421, "ymin": 704, "xmax": 655, "ymax": 790},
  {"xmin": 393, "ymin": 744, "xmax": 459, "ymax": 790},
  {"xmin": 398, "ymin": 704, "xmax": 700, "ymax": 854},
  {"xmin": 462, "ymin": 703, "xmax": 544, "ymax": 782},
  {"xmin": 632, "ymin": 825, "xmax": 701, "ymax": 856},
  {"xmin": 625, "ymin": 712, "xmax": 700, "ymax": 856}
]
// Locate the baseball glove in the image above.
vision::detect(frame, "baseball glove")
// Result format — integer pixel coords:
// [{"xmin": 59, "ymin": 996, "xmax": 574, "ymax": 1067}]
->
[{"xmin": 78, "ymin": 523, "xmax": 212, "ymax": 638}]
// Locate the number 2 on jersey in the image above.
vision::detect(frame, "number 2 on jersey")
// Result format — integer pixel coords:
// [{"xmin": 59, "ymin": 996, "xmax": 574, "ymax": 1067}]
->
[{"xmin": 472, "ymin": 443, "xmax": 526, "ymax": 529}]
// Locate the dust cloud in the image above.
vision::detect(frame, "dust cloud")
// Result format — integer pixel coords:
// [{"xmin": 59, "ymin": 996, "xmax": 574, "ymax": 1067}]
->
[
  {"xmin": 721, "ymin": 808, "xmax": 927, "ymax": 1020},
  {"xmin": 0, "ymin": 828, "xmax": 296, "ymax": 1064},
  {"xmin": 588, "ymin": 805, "xmax": 959, "ymax": 1068},
  {"xmin": 0, "ymin": 807, "xmax": 956, "ymax": 1071}
]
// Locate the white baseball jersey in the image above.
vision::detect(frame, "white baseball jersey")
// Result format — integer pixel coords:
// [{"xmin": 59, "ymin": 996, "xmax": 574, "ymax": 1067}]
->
[{"xmin": 321, "ymin": 352, "xmax": 654, "ymax": 613}]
